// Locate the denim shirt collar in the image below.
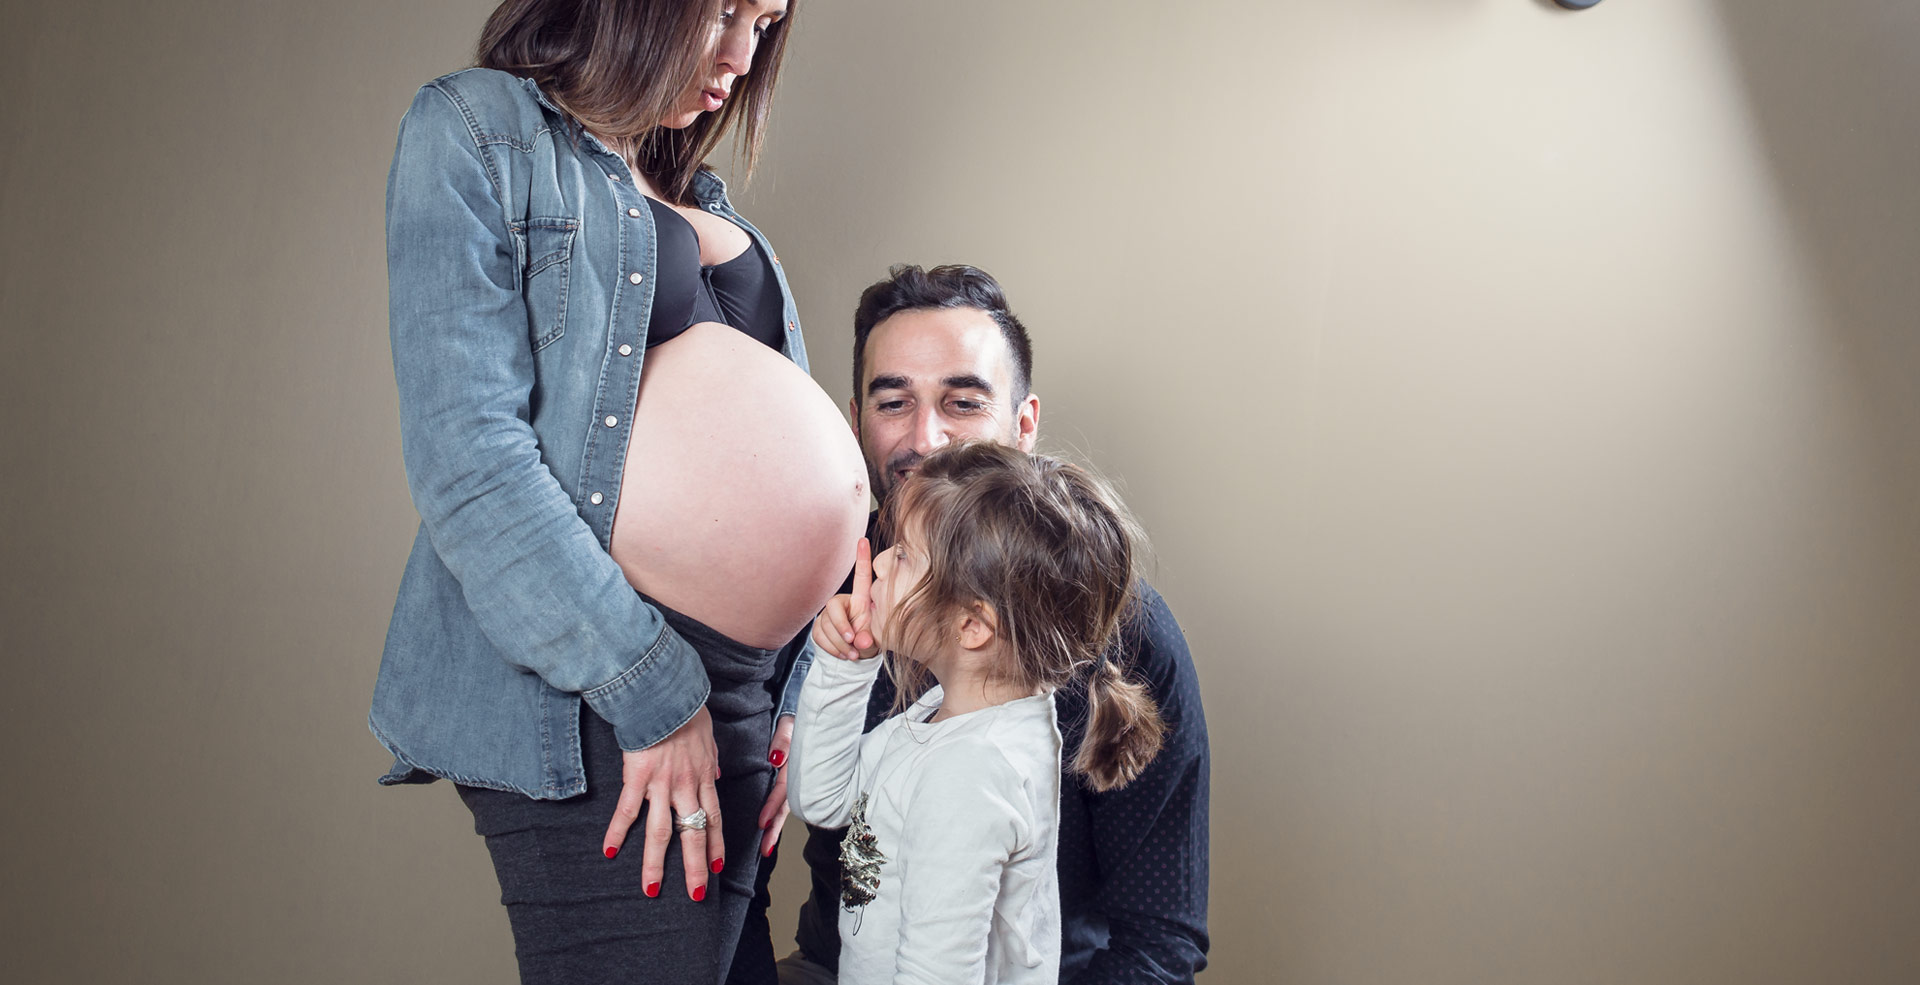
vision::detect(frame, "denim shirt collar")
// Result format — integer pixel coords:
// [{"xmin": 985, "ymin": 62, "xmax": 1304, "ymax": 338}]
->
[{"xmin": 516, "ymin": 75, "xmax": 732, "ymax": 208}]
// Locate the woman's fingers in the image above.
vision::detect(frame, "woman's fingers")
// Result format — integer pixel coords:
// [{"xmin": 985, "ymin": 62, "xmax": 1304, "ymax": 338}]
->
[
  {"xmin": 758, "ymin": 794, "xmax": 789, "ymax": 858},
  {"xmin": 674, "ymin": 776, "xmax": 722, "ymax": 902},
  {"xmin": 610, "ymin": 708, "xmax": 720, "ymax": 902},
  {"xmin": 639, "ymin": 774, "xmax": 674, "ymax": 899},
  {"xmin": 607, "ymin": 748, "xmax": 671, "ymax": 899},
  {"xmin": 699, "ymin": 776, "xmax": 726, "ymax": 891},
  {"xmin": 758, "ymin": 716, "xmax": 793, "ymax": 857},
  {"xmin": 602, "ymin": 754, "xmax": 651, "ymax": 861}
]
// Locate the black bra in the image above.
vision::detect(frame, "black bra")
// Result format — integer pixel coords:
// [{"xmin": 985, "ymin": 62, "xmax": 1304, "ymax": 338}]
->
[{"xmin": 643, "ymin": 197, "xmax": 784, "ymax": 351}]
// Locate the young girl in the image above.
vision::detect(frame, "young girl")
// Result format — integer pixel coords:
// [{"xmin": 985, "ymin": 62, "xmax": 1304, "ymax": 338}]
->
[{"xmin": 788, "ymin": 441, "xmax": 1168, "ymax": 985}]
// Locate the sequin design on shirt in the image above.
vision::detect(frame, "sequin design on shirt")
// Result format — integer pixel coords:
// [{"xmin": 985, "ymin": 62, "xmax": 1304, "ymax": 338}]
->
[{"xmin": 839, "ymin": 792, "xmax": 886, "ymax": 923}]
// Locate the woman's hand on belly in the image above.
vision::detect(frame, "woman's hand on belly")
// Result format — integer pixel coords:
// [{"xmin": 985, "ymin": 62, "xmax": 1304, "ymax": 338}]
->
[{"xmin": 603, "ymin": 706, "xmax": 726, "ymax": 902}]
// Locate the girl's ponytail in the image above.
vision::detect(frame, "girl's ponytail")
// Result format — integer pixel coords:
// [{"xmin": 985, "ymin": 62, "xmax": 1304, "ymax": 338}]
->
[{"xmin": 1073, "ymin": 652, "xmax": 1166, "ymax": 792}]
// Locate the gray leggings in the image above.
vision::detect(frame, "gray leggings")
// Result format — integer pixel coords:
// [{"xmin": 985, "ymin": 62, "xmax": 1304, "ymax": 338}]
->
[{"xmin": 459, "ymin": 604, "xmax": 779, "ymax": 985}]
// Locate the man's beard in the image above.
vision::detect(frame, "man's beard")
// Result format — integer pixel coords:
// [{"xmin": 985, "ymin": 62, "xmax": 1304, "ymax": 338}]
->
[
  {"xmin": 867, "ymin": 449, "xmax": 923, "ymax": 504},
  {"xmin": 865, "ymin": 423, "xmax": 1022, "ymax": 503}
]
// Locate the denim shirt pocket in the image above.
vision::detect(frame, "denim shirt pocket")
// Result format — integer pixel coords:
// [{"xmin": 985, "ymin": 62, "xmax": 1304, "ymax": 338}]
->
[{"xmin": 510, "ymin": 216, "xmax": 579, "ymax": 351}]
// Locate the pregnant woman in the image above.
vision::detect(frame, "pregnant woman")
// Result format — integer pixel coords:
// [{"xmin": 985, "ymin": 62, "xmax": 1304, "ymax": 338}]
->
[{"xmin": 367, "ymin": 1, "xmax": 866, "ymax": 982}]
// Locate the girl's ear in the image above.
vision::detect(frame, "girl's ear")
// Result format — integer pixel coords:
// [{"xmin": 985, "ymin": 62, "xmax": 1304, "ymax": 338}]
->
[{"xmin": 956, "ymin": 600, "xmax": 999, "ymax": 651}]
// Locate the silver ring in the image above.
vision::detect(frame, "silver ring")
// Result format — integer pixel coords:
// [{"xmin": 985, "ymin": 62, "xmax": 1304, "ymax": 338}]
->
[{"xmin": 672, "ymin": 808, "xmax": 709, "ymax": 832}]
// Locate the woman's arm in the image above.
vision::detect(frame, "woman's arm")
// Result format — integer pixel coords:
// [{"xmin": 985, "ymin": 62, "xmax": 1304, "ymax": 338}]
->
[
  {"xmin": 388, "ymin": 83, "xmax": 726, "ymax": 894},
  {"xmin": 386, "ymin": 83, "xmax": 708, "ymax": 752}
]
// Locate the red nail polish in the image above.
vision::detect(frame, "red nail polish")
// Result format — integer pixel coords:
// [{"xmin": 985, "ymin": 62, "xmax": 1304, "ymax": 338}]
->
[
  {"xmin": 645, "ymin": 882, "xmax": 660, "ymax": 898},
  {"xmin": 711, "ymin": 857, "xmax": 725, "ymax": 874},
  {"xmin": 603, "ymin": 846, "xmax": 618, "ymax": 860},
  {"xmin": 769, "ymin": 749, "xmax": 786, "ymax": 768},
  {"xmin": 692, "ymin": 885, "xmax": 707, "ymax": 902}
]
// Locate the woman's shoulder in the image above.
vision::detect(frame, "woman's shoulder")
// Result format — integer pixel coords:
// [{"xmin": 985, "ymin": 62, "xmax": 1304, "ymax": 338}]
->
[
  {"xmin": 421, "ymin": 67, "xmax": 532, "ymax": 102},
  {"xmin": 409, "ymin": 68, "xmax": 560, "ymax": 138}
]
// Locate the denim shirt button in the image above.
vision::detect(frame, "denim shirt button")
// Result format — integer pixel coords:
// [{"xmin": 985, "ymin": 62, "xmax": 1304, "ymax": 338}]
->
[
  {"xmin": 589, "ymin": 492, "xmax": 604, "ymax": 505},
  {"xmin": 608, "ymin": 172, "xmax": 621, "ymax": 181},
  {"xmin": 628, "ymin": 272, "xmax": 643, "ymax": 285},
  {"xmin": 628, "ymin": 208, "xmax": 642, "ymax": 218},
  {"xmin": 604, "ymin": 415, "xmax": 618, "ymax": 428},
  {"xmin": 618, "ymin": 344, "xmax": 633, "ymax": 356}
]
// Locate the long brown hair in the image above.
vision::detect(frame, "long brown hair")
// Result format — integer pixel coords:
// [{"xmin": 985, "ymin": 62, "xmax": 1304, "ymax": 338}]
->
[
  {"xmin": 881, "ymin": 442, "xmax": 1167, "ymax": 792},
  {"xmin": 475, "ymin": 0, "xmax": 796, "ymax": 204}
]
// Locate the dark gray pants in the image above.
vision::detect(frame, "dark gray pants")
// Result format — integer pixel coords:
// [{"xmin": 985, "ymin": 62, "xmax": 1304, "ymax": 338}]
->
[{"xmin": 460, "ymin": 603, "xmax": 779, "ymax": 985}]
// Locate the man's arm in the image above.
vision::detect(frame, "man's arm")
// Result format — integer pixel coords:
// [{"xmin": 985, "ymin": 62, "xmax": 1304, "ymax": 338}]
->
[{"xmin": 1068, "ymin": 585, "xmax": 1211, "ymax": 984}]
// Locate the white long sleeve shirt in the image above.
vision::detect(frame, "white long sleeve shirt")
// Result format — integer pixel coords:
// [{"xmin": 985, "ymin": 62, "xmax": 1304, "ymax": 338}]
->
[{"xmin": 789, "ymin": 652, "xmax": 1063, "ymax": 985}]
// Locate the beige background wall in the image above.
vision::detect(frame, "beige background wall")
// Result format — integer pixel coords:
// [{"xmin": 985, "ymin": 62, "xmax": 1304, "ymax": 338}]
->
[{"xmin": 3, "ymin": 1, "xmax": 1916, "ymax": 982}]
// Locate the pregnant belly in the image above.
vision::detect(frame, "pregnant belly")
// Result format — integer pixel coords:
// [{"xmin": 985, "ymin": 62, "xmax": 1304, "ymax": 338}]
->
[{"xmin": 609, "ymin": 322, "xmax": 870, "ymax": 649}]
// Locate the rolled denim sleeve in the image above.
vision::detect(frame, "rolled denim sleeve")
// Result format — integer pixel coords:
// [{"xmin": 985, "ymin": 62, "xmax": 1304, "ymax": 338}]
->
[{"xmin": 386, "ymin": 83, "xmax": 706, "ymax": 751}]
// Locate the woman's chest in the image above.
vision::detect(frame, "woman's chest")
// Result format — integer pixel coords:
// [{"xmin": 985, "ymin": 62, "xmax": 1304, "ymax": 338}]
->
[{"xmin": 660, "ymin": 199, "xmax": 750, "ymax": 265}]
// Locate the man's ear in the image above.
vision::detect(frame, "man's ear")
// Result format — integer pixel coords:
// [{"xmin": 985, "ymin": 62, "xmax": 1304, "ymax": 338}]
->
[
  {"xmin": 849, "ymin": 396, "xmax": 861, "ymax": 438},
  {"xmin": 957, "ymin": 601, "xmax": 999, "ymax": 650},
  {"xmin": 1014, "ymin": 392, "xmax": 1040, "ymax": 453}
]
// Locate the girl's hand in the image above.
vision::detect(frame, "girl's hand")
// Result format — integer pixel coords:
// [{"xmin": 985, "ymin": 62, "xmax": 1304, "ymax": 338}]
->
[
  {"xmin": 601, "ymin": 706, "xmax": 724, "ymax": 902},
  {"xmin": 810, "ymin": 538, "xmax": 878, "ymax": 661}
]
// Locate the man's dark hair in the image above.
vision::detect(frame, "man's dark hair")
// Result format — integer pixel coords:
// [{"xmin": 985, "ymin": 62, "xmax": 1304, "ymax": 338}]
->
[{"xmin": 851, "ymin": 264, "xmax": 1034, "ymax": 409}]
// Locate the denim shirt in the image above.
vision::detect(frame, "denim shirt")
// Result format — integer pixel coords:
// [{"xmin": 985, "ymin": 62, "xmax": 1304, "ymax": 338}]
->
[{"xmin": 370, "ymin": 68, "xmax": 810, "ymax": 799}]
